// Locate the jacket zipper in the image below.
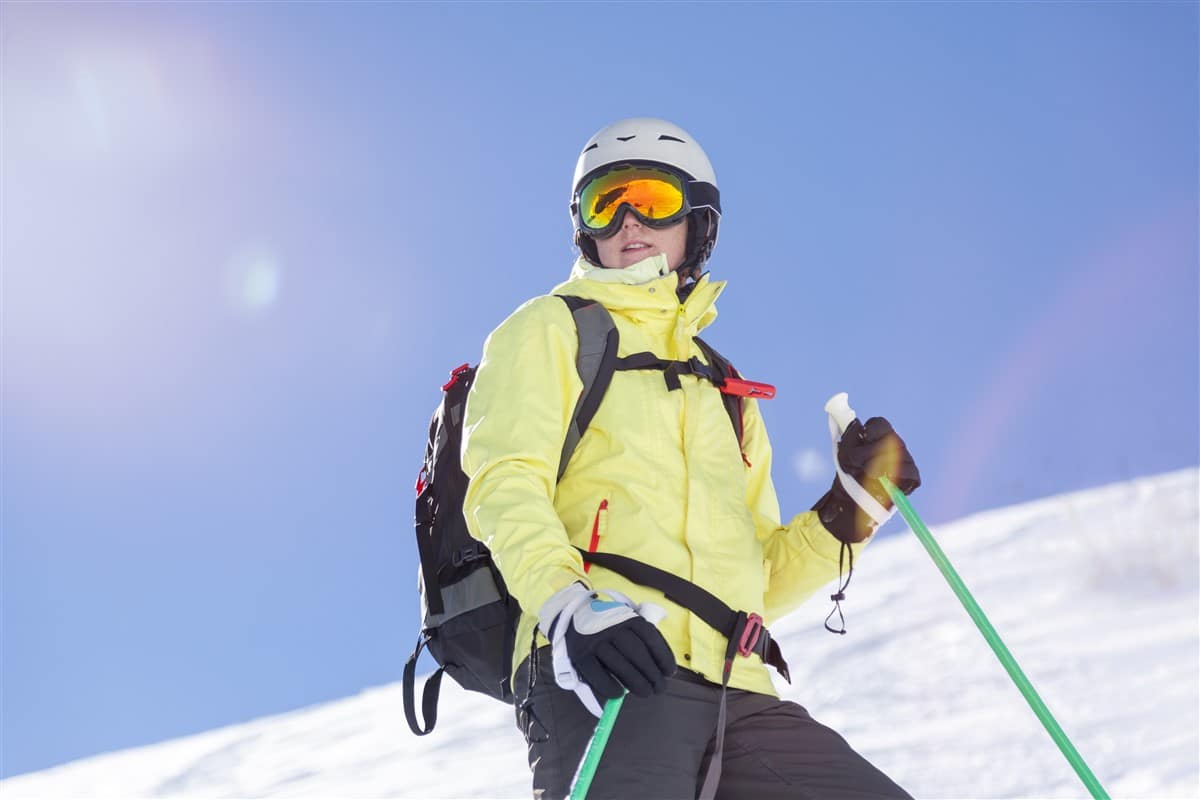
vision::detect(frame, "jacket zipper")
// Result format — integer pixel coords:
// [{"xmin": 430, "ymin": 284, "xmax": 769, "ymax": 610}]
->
[{"xmin": 583, "ymin": 499, "xmax": 608, "ymax": 574}]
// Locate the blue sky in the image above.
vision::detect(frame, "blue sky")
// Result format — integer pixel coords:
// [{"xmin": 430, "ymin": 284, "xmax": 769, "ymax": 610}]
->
[{"xmin": 2, "ymin": 0, "xmax": 1196, "ymax": 780}]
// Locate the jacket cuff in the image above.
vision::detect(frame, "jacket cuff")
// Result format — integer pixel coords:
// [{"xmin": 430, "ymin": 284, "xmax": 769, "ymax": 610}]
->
[
  {"xmin": 811, "ymin": 478, "xmax": 880, "ymax": 544},
  {"xmin": 800, "ymin": 508, "xmax": 871, "ymax": 565},
  {"xmin": 537, "ymin": 581, "xmax": 594, "ymax": 637}
]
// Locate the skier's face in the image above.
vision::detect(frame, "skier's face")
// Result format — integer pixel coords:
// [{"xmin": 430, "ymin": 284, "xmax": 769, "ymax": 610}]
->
[{"xmin": 593, "ymin": 213, "xmax": 689, "ymax": 273}]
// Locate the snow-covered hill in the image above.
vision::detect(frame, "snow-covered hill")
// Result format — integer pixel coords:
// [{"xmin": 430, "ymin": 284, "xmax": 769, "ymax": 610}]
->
[{"xmin": 4, "ymin": 469, "xmax": 1197, "ymax": 799}]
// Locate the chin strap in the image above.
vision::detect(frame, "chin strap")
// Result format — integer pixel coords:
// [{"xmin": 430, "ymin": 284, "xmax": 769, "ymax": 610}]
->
[{"xmin": 678, "ymin": 208, "xmax": 716, "ymax": 282}]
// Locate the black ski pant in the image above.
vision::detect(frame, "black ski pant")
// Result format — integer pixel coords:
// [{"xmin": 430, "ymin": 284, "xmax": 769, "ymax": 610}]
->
[{"xmin": 515, "ymin": 648, "xmax": 913, "ymax": 800}]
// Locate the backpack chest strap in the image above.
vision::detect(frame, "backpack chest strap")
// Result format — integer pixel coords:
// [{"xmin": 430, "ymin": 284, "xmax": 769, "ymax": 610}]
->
[{"xmin": 615, "ymin": 351, "xmax": 724, "ymax": 392}]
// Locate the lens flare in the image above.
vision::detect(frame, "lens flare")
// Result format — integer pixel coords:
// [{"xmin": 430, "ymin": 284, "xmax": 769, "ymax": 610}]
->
[
  {"xmin": 225, "ymin": 243, "xmax": 283, "ymax": 315},
  {"xmin": 936, "ymin": 210, "xmax": 1193, "ymax": 521},
  {"xmin": 793, "ymin": 448, "xmax": 827, "ymax": 482}
]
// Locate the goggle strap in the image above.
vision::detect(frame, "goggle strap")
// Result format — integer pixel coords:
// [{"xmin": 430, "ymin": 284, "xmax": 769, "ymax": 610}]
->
[{"xmin": 686, "ymin": 181, "xmax": 721, "ymax": 216}]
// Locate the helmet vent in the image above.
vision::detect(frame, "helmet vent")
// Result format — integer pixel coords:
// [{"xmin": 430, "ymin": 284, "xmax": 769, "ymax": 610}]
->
[
  {"xmin": 583, "ymin": 143, "xmax": 599, "ymax": 152},
  {"xmin": 658, "ymin": 135, "xmax": 686, "ymax": 143},
  {"xmin": 616, "ymin": 135, "xmax": 636, "ymax": 142}
]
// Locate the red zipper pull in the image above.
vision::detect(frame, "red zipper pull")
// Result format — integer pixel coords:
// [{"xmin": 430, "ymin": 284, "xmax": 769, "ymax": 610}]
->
[
  {"xmin": 584, "ymin": 499, "xmax": 608, "ymax": 574},
  {"xmin": 721, "ymin": 377, "xmax": 776, "ymax": 399}
]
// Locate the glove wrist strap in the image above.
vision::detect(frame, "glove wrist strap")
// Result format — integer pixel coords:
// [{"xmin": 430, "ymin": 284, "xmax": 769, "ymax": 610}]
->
[{"xmin": 827, "ymin": 415, "xmax": 895, "ymax": 531}]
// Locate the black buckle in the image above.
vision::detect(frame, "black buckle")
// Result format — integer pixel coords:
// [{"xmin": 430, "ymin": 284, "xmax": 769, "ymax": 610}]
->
[
  {"xmin": 687, "ymin": 356, "xmax": 721, "ymax": 386},
  {"xmin": 451, "ymin": 542, "xmax": 485, "ymax": 567},
  {"xmin": 755, "ymin": 626, "xmax": 771, "ymax": 658}
]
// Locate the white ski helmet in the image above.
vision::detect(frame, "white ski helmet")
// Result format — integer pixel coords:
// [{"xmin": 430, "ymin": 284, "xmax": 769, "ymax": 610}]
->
[{"xmin": 570, "ymin": 118, "xmax": 721, "ymax": 277}]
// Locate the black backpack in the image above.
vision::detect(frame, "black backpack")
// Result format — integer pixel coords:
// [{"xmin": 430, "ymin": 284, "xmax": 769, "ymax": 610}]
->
[{"xmin": 403, "ymin": 294, "xmax": 780, "ymax": 736}]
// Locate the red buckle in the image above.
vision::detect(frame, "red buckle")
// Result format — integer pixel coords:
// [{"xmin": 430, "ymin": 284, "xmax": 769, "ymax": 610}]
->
[
  {"xmin": 721, "ymin": 378, "xmax": 776, "ymax": 399},
  {"xmin": 737, "ymin": 613, "xmax": 764, "ymax": 657},
  {"xmin": 415, "ymin": 466, "xmax": 428, "ymax": 496},
  {"xmin": 442, "ymin": 363, "xmax": 471, "ymax": 392}
]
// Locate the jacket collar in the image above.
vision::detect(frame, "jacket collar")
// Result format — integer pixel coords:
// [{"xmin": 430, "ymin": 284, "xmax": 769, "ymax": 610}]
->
[{"xmin": 551, "ymin": 255, "xmax": 725, "ymax": 333}]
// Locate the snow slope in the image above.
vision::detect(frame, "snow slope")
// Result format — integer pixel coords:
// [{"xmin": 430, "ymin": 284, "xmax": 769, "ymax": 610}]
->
[{"xmin": 4, "ymin": 469, "xmax": 1197, "ymax": 799}]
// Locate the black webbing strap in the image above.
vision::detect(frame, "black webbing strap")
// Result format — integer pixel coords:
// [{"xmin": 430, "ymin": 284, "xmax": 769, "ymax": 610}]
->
[
  {"xmin": 403, "ymin": 635, "xmax": 443, "ymax": 736},
  {"xmin": 415, "ymin": 519, "xmax": 444, "ymax": 616},
  {"xmin": 577, "ymin": 549, "xmax": 790, "ymax": 682},
  {"xmin": 697, "ymin": 632, "xmax": 741, "ymax": 800},
  {"xmin": 614, "ymin": 351, "xmax": 725, "ymax": 392},
  {"xmin": 695, "ymin": 337, "xmax": 744, "ymax": 447}
]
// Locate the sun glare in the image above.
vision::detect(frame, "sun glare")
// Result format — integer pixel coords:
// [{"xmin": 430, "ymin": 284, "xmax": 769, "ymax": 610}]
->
[
  {"xmin": 793, "ymin": 448, "xmax": 827, "ymax": 482},
  {"xmin": 225, "ymin": 244, "xmax": 283, "ymax": 315}
]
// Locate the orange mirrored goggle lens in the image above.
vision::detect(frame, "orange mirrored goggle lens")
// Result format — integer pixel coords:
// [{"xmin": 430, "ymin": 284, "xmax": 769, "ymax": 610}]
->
[{"xmin": 578, "ymin": 166, "xmax": 686, "ymax": 232}]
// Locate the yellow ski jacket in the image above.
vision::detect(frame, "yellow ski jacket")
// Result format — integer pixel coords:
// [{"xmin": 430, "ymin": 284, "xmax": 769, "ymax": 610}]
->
[{"xmin": 461, "ymin": 255, "xmax": 869, "ymax": 696}]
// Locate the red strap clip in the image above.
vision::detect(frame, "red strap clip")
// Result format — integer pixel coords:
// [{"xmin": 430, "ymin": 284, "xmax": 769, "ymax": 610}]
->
[
  {"xmin": 415, "ymin": 466, "xmax": 428, "ymax": 496},
  {"xmin": 442, "ymin": 363, "xmax": 471, "ymax": 392},
  {"xmin": 737, "ymin": 612, "xmax": 765, "ymax": 657},
  {"xmin": 721, "ymin": 378, "xmax": 776, "ymax": 399}
]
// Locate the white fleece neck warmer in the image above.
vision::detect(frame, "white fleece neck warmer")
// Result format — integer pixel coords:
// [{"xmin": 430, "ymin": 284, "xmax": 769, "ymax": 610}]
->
[{"xmin": 569, "ymin": 253, "xmax": 675, "ymax": 285}]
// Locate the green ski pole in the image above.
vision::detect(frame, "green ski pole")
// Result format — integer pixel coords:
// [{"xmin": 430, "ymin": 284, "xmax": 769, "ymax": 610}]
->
[
  {"xmin": 567, "ymin": 600, "xmax": 665, "ymax": 800},
  {"xmin": 825, "ymin": 393, "xmax": 1109, "ymax": 800},
  {"xmin": 568, "ymin": 693, "xmax": 626, "ymax": 800}
]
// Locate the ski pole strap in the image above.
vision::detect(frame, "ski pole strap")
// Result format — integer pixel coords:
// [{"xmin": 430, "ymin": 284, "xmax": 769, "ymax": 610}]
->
[
  {"xmin": 696, "ymin": 621, "xmax": 746, "ymax": 800},
  {"xmin": 827, "ymin": 415, "xmax": 894, "ymax": 530},
  {"xmin": 519, "ymin": 632, "xmax": 550, "ymax": 744},
  {"xmin": 576, "ymin": 549, "xmax": 790, "ymax": 683},
  {"xmin": 824, "ymin": 541, "xmax": 855, "ymax": 635},
  {"xmin": 402, "ymin": 635, "xmax": 444, "ymax": 736}
]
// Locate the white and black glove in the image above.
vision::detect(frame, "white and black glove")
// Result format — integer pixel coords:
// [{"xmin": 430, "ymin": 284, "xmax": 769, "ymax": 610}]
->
[{"xmin": 538, "ymin": 583, "xmax": 675, "ymax": 717}]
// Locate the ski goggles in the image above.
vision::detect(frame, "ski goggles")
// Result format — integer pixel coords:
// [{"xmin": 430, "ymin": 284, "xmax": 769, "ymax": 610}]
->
[{"xmin": 573, "ymin": 162, "xmax": 720, "ymax": 239}]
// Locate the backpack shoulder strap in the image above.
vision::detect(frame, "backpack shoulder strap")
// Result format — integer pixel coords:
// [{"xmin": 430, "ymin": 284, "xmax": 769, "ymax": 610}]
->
[
  {"xmin": 557, "ymin": 295, "xmax": 618, "ymax": 481},
  {"xmin": 694, "ymin": 336, "xmax": 745, "ymax": 450}
]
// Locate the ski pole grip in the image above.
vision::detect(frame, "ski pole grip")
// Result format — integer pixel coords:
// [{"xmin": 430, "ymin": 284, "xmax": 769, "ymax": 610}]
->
[
  {"xmin": 824, "ymin": 392, "xmax": 892, "ymax": 529},
  {"xmin": 825, "ymin": 392, "xmax": 857, "ymax": 435}
]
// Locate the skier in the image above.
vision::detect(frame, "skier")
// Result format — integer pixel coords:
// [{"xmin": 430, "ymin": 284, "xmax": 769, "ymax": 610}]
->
[{"xmin": 460, "ymin": 118, "xmax": 921, "ymax": 800}]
